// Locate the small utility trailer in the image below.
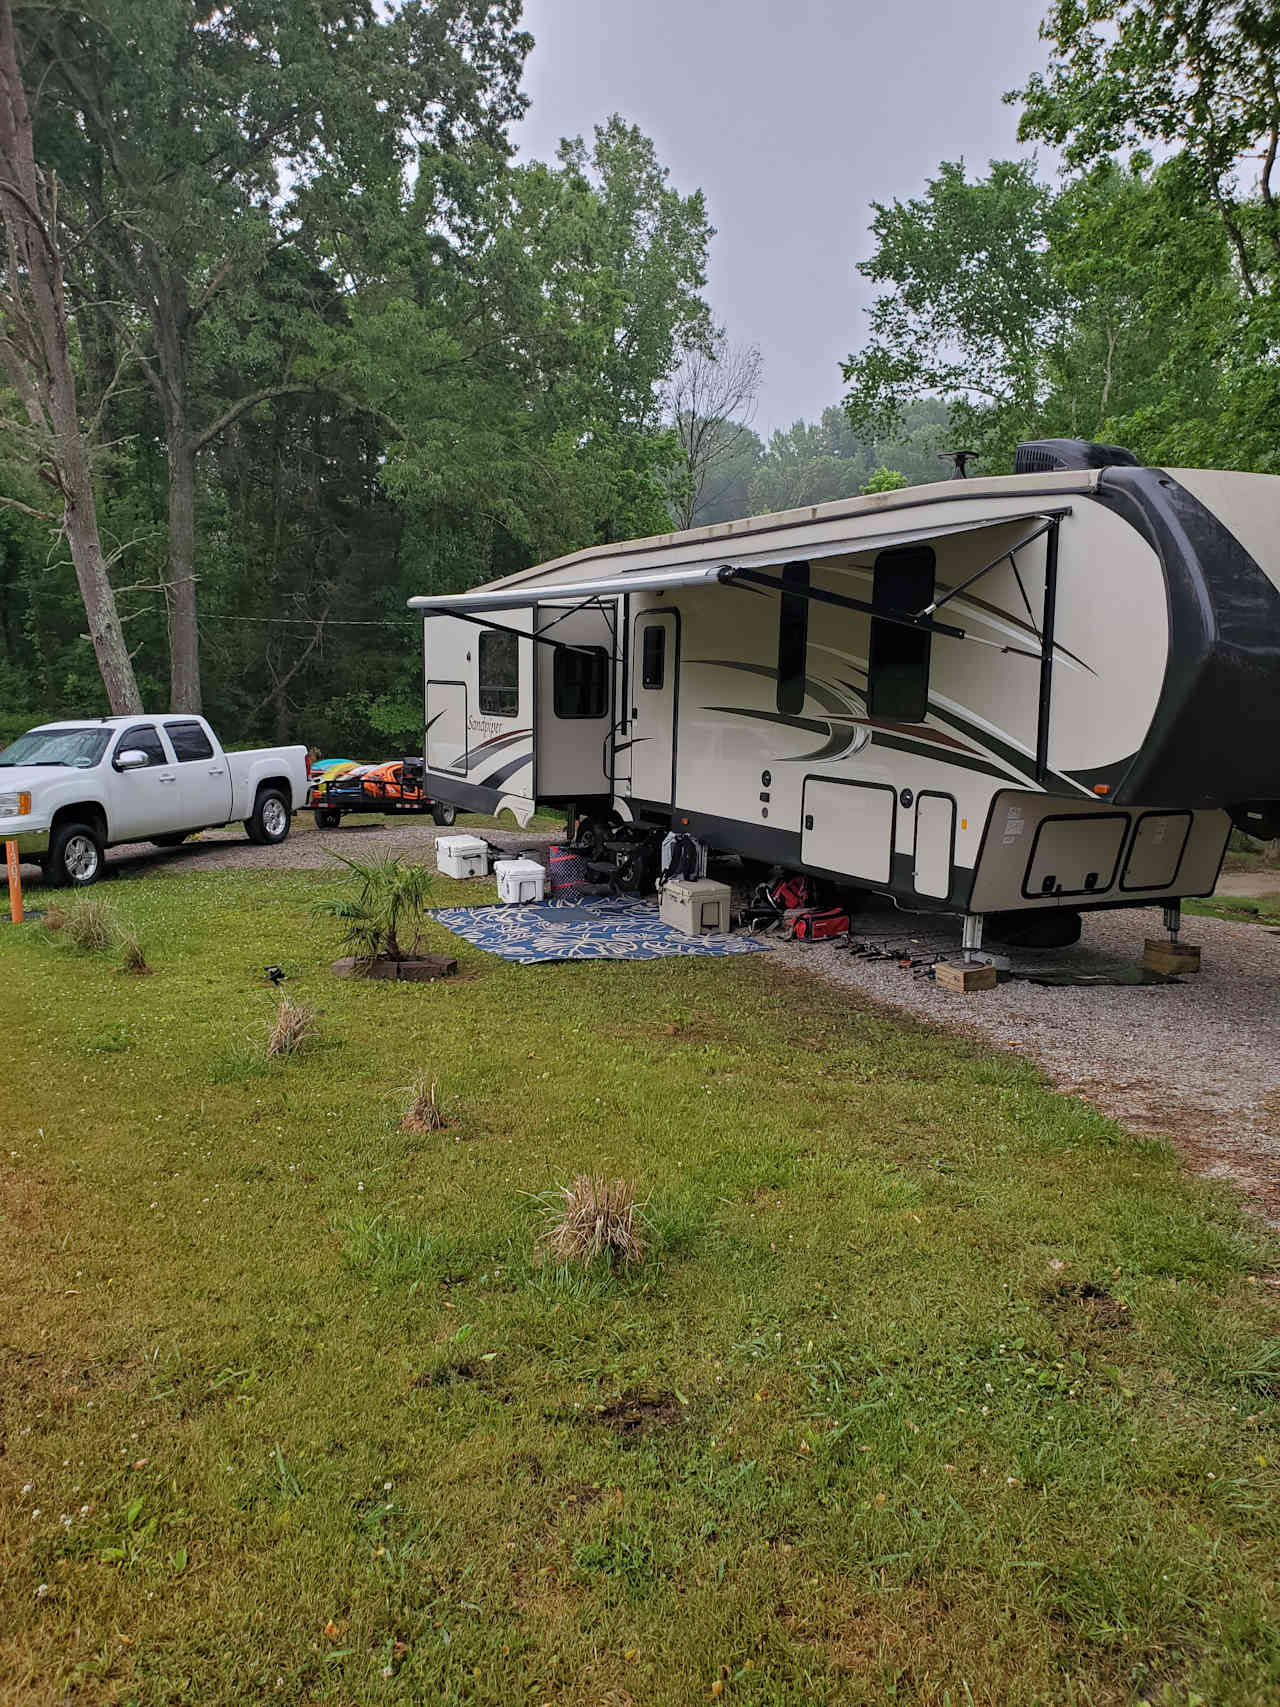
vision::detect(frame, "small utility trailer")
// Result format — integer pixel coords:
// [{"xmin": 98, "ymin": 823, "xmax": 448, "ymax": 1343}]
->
[{"xmin": 308, "ymin": 757, "xmax": 458, "ymax": 830}]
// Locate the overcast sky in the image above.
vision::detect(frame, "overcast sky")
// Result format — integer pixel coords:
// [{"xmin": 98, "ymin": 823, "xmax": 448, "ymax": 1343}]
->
[{"xmin": 514, "ymin": 0, "xmax": 1053, "ymax": 435}]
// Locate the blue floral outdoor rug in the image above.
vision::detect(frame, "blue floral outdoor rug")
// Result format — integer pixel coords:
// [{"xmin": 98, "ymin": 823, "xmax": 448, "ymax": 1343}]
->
[{"xmin": 430, "ymin": 894, "xmax": 772, "ymax": 965}]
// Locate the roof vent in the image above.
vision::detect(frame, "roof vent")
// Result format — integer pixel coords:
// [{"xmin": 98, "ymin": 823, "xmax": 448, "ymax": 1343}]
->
[{"xmin": 1014, "ymin": 438, "xmax": 1140, "ymax": 475}]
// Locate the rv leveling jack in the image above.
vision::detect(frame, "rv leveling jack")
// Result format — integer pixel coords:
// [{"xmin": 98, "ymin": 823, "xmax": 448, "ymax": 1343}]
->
[
  {"xmin": 961, "ymin": 914, "xmax": 984, "ymax": 962},
  {"xmin": 1144, "ymin": 901, "xmax": 1201, "ymax": 975}
]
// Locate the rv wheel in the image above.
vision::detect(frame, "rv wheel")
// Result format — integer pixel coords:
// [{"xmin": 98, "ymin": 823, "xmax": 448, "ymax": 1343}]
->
[
  {"xmin": 986, "ymin": 909, "xmax": 1082, "ymax": 950},
  {"xmin": 614, "ymin": 839, "xmax": 657, "ymax": 895},
  {"xmin": 431, "ymin": 802, "xmax": 457, "ymax": 826}
]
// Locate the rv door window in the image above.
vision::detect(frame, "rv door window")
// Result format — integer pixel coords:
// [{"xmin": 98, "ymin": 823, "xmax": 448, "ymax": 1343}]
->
[
  {"xmin": 776, "ymin": 562, "xmax": 810, "ymax": 714},
  {"xmin": 478, "ymin": 629, "xmax": 519, "ymax": 717},
  {"xmin": 868, "ymin": 546, "xmax": 935, "ymax": 723},
  {"xmin": 641, "ymin": 624, "xmax": 666, "ymax": 690},
  {"xmin": 554, "ymin": 645, "xmax": 609, "ymax": 719}
]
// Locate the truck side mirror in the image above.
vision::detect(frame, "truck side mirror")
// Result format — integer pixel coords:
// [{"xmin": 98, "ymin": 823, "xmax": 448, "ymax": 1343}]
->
[{"xmin": 115, "ymin": 748, "xmax": 150, "ymax": 771}]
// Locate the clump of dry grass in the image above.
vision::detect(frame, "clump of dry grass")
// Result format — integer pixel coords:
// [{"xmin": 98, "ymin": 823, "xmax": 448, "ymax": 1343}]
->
[
  {"xmin": 42, "ymin": 904, "xmax": 67, "ymax": 932},
  {"xmin": 539, "ymin": 1175, "xmax": 647, "ymax": 1271},
  {"xmin": 62, "ymin": 895, "xmax": 120, "ymax": 952},
  {"xmin": 119, "ymin": 930, "xmax": 152, "ymax": 976},
  {"xmin": 400, "ymin": 1075, "xmax": 446, "ymax": 1134},
  {"xmin": 266, "ymin": 995, "xmax": 316, "ymax": 1059}
]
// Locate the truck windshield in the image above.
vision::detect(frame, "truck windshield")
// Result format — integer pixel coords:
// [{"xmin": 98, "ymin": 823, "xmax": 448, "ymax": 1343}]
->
[{"xmin": 0, "ymin": 727, "xmax": 113, "ymax": 768}]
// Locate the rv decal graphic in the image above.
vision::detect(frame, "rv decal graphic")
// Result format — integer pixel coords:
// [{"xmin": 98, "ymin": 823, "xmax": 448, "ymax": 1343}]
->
[{"xmin": 476, "ymin": 750, "xmax": 532, "ymax": 789}]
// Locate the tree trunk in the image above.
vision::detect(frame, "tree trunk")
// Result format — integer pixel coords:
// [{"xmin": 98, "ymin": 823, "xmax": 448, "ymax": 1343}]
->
[
  {"xmin": 166, "ymin": 415, "xmax": 201, "ymax": 711},
  {"xmin": 0, "ymin": 0, "xmax": 142, "ymax": 714}
]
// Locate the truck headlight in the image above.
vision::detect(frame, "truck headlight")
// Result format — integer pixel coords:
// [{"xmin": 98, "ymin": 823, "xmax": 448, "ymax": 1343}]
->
[{"xmin": 0, "ymin": 791, "xmax": 31, "ymax": 816}]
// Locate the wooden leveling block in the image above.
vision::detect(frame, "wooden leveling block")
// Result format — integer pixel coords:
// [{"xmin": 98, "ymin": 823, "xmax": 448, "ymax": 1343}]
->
[
  {"xmin": 1143, "ymin": 938, "xmax": 1201, "ymax": 975},
  {"xmin": 935, "ymin": 959, "xmax": 998, "ymax": 994}
]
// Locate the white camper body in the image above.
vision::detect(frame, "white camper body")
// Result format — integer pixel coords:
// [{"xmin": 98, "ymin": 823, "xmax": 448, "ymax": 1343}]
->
[{"xmin": 411, "ymin": 442, "xmax": 1280, "ymax": 929}]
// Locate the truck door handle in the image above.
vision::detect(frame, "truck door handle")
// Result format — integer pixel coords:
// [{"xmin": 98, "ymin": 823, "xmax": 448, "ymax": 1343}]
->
[
  {"xmin": 208, "ymin": 766, "xmax": 225, "ymax": 776},
  {"xmin": 160, "ymin": 774, "xmax": 176, "ymax": 785}
]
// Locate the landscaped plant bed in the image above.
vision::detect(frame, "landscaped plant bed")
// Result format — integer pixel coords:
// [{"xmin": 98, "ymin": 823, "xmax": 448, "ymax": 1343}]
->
[
  {"xmin": 318, "ymin": 851, "xmax": 455, "ymax": 980},
  {"xmin": 332, "ymin": 952, "xmax": 456, "ymax": 981}
]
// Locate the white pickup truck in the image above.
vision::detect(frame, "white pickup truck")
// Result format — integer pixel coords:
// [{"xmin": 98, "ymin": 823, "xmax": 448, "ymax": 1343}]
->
[{"xmin": 0, "ymin": 714, "xmax": 310, "ymax": 886}]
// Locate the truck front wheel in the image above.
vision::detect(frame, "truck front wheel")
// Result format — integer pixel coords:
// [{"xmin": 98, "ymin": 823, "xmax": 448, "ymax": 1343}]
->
[
  {"xmin": 47, "ymin": 820, "xmax": 105, "ymax": 887},
  {"xmin": 245, "ymin": 787, "xmax": 291, "ymax": 846}
]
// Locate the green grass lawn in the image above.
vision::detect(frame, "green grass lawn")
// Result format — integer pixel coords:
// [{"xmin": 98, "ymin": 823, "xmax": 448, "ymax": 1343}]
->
[
  {"xmin": 1185, "ymin": 893, "xmax": 1280, "ymax": 929},
  {"xmin": 1, "ymin": 871, "xmax": 1277, "ymax": 1707}
]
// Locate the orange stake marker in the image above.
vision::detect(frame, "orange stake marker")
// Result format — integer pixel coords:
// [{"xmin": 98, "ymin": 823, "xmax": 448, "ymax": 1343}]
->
[{"xmin": 5, "ymin": 838, "xmax": 21, "ymax": 924}]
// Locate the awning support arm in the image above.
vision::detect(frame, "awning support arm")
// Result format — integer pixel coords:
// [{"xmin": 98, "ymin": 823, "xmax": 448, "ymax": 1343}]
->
[
  {"xmin": 718, "ymin": 565, "xmax": 968, "ymax": 641},
  {"xmin": 535, "ymin": 594, "xmax": 616, "ymax": 645},
  {"xmin": 918, "ymin": 511, "xmax": 1068, "ymax": 618},
  {"xmin": 436, "ymin": 608, "xmax": 599, "ymax": 656},
  {"xmin": 1035, "ymin": 518, "xmax": 1062, "ymax": 784}
]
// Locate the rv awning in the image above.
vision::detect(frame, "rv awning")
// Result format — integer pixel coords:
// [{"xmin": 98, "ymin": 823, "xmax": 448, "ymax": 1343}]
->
[
  {"xmin": 406, "ymin": 505, "xmax": 1067, "ymax": 615},
  {"xmin": 408, "ymin": 563, "xmax": 727, "ymax": 614}
]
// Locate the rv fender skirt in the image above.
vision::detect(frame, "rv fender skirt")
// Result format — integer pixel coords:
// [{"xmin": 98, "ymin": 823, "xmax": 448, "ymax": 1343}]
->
[{"xmin": 1231, "ymin": 802, "xmax": 1280, "ymax": 842}]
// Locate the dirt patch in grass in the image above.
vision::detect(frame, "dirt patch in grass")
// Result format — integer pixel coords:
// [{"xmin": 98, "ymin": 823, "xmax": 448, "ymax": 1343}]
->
[
  {"xmin": 1042, "ymin": 1279, "xmax": 1132, "ymax": 1335},
  {"xmin": 412, "ymin": 1358, "xmax": 496, "ymax": 1390},
  {"xmin": 590, "ymin": 1391, "xmax": 685, "ymax": 1434},
  {"xmin": 556, "ymin": 1481, "xmax": 610, "ymax": 1511}
]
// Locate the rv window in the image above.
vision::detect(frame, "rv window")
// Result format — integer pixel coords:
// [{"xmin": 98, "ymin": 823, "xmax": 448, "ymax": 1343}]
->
[
  {"xmin": 554, "ymin": 645, "xmax": 609, "ymax": 719},
  {"xmin": 478, "ymin": 629, "xmax": 519, "ymax": 718},
  {"xmin": 641, "ymin": 624, "xmax": 665, "ymax": 690},
  {"xmin": 868, "ymin": 546, "xmax": 935, "ymax": 723},
  {"xmin": 776, "ymin": 561, "xmax": 810, "ymax": 714}
]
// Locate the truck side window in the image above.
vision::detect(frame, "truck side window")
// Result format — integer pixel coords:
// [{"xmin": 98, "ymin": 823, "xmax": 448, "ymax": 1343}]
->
[
  {"xmin": 641, "ymin": 624, "xmax": 665, "ymax": 690},
  {"xmin": 115, "ymin": 724, "xmax": 167, "ymax": 767},
  {"xmin": 553, "ymin": 645, "xmax": 608, "ymax": 718},
  {"xmin": 776, "ymin": 561, "xmax": 809, "ymax": 715},
  {"xmin": 868, "ymin": 545, "xmax": 935, "ymax": 723},
  {"xmin": 478, "ymin": 629, "xmax": 519, "ymax": 717},
  {"xmin": 164, "ymin": 720, "xmax": 214, "ymax": 762}
]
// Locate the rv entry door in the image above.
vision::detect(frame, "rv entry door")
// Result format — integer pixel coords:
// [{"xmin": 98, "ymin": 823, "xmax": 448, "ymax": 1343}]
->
[{"xmin": 629, "ymin": 611, "xmax": 678, "ymax": 806}]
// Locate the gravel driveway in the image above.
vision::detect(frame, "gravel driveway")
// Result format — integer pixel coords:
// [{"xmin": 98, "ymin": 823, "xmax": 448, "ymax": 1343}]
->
[
  {"xmin": 56, "ymin": 814, "xmax": 561, "ymax": 882},
  {"xmin": 776, "ymin": 901, "xmax": 1280, "ymax": 1224}
]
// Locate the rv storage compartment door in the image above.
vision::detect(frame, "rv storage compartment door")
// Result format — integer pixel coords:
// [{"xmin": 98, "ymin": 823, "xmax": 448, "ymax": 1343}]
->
[
  {"xmin": 1121, "ymin": 811, "xmax": 1192, "ymax": 891},
  {"xmin": 426, "ymin": 681, "xmax": 467, "ymax": 773},
  {"xmin": 913, "ymin": 793, "xmax": 955, "ymax": 899},
  {"xmin": 1022, "ymin": 812, "xmax": 1128, "ymax": 899},
  {"xmin": 802, "ymin": 777, "xmax": 896, "ymax": 885}
]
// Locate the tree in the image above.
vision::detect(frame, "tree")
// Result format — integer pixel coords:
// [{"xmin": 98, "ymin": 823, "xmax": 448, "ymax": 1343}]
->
[
  {"xmin": 1013, "ymin": 1, "xmax": 1280, "ymax": 472},
  {"xmin": 664, "ymin": 330, "xmax": 762, "ymax": 529},
  {"xmin": 841, "ymin": 159, "xmax": 1058, "ymax": 467},
  {"xmin": 21, "ymin": 0, "xmax": 531, "ymax": 711},
  {"xmin": 1014, "ymin": 1, "xmax": 1280, "ymax": 296},
  {"xmin": 860, "ymin": 466, "xmax": 908, "ymax": 494},
  {"xmin": 747, "ymin": 400, "xmax": 950, "ymax": 516},
  {"xmin": 0, "ymin": 0, "xmax": 140, "ymax": 713}
]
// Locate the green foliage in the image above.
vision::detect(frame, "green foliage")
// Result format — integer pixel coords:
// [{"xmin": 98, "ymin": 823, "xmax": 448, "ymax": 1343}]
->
[
  {"xmin": 859, "ymin": 465, "xmax": 910, "ymax": 495},
  {"xmin": 0, "ymin": 11, "xmax": 712, "ymax": 735},
  {"xmin": 842, "ymin": 159, "xmax": 1057, "ymax": 466},
  {"xmin": 844, "ymin": 9, "xmax": 1280, "ymax": 473}
]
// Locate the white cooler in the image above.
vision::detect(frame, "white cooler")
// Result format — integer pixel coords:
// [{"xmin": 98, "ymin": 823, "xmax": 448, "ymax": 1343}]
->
[
  {"xmin": 494, "ymin": 857, "xmax": 548, "ymax": 904},
  {"xmin": 436, "ymin": 834, "xmax": 490, "ymax": 880}
]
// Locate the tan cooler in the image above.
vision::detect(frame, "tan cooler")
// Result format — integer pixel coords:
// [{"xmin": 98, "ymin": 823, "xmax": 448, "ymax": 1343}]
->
[{"xmin": 659, "ymin": 878, "xmax": 731, "ymax": 936}]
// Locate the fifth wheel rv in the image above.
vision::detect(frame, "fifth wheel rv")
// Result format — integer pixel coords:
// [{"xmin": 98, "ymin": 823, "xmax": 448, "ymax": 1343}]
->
[{"xmin": 409, "ymin": 439, "xmax": 1280, "ymax": 949}]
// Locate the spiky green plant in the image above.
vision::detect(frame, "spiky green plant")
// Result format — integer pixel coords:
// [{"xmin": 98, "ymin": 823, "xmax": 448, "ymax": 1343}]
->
[{"xmin": 314, "ymin": 852, "xmax": 437, "ymax": 963}]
